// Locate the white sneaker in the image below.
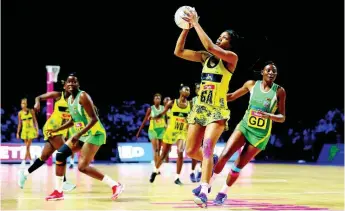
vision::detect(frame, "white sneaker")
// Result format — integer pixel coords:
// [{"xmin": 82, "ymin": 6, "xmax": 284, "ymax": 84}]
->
[{"xmin": 62, "ymin": 181, "xmax": 76, "ymax": 192}]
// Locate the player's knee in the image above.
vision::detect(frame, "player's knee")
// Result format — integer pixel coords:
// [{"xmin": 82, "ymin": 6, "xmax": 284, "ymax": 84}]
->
[
  {"xmin": 216, "ymin": 155, "xmax": 226, "ymax": 167},
  {"xmin": 40, "ymin": 154, "xmax": 49, "ymax": 161},
  {"xmin": 162, "ymin": 152, "xmax": 169, "ymax": 160},
  {"xmin": 56, "ymin": 144, "xmax": 72, "ymax": 166},
  {"xmin": 56, "ymin": 153, "xmax": 66, "ymax": 166},
  {"xmin": 78, "ymin": 162, "xmax": 87, "ymax": 173},
  {"xmin": 177, "ymin": 145, "xmax": 184, "ymax": 154},
  {"xmin": 186, "ymin": 147, "xmax": 196, "ymax": 158},
  {"xmin": 220, "ymin": 149, "xmax": 232, "ymax": 160}
]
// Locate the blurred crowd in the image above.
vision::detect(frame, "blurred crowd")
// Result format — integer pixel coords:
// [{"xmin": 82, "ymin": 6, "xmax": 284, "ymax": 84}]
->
[
  {"xmin": 263, "ymin": 108, "xmax": 344, "ymax": 162},
  {"xmin": 1, "ymin": 102, "xmax": 343, "ymax": 162}
]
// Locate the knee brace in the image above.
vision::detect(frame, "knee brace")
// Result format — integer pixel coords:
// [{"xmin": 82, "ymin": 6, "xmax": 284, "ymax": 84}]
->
[
  {"xmin": 56, "ymin": 144, "xmax": 72, "ymax": 166},
  {"xmin": 231, "ymin": 164, "xmax": 242, "ymax": 174}
]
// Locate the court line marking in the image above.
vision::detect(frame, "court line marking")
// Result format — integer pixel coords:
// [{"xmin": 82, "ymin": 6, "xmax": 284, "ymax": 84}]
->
[
  {"xmin": 237, "ymin": 179, "xmax": 288, "ymax": 182},
  {"xmin": 2, "ymin": 191, "xmax": 343, "ymax": 200},
  {"xmin": 0, "ymin": 210, "xmax": 263, "ymax": 211},
  {"xmin": 0, "ymin": 179, "xmax": 289, "ymax": 185}
]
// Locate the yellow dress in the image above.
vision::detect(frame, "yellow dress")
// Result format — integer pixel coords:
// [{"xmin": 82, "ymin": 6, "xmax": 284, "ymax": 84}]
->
[
  {"xmin": 19, "ymin": 110, "xmax": 37, "ymax": 140},
  {"xmin": 187, "ymin": 56, "xmax": 233, "ymax": 130},
  {"xmin": 42, "ymin": 92, "xmax": 71, "ymax": 140},
  {"xmin": 163, "ymin": 99, "xmax": 191, "ymax": 144}
]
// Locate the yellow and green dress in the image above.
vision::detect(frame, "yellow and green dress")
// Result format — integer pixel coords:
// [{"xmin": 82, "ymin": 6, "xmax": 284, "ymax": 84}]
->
[
  {"xmin": 236, "ymin": 81, "xmax": 279, "ymax": 150},
  {"xmin": 19, "ymin": 110, "xmax": 37, "ymax": 140},
  {"xmin": 68, "ymin": 90, "xmax": 106, "ymax": 146},
  {"xmin": 163, "ymin": 99, "xmax": 191, "ymax": 144},
  {"xmin": 187, "ymin": 56, "xmax": 233, "ymax": 130},
  {"xmin": 43, "ymin": 91, "xmax": 71, "ymax": 140},
  {"xmin": 148, "ymin": 105, "xmax": 166, "ymax": 140}
]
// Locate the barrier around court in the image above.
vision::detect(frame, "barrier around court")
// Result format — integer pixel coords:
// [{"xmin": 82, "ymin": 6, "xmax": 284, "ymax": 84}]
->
[
  {"xmin": 316, "ymin": 143, "xmax": 344, "ymax": 165},
  {"xmin": 114, "ymin": 142, "xmax": 241, "ymax": 162},
  {"xmin": 0, "ymin": 142, "xmax": 242, "ymax": 163}
]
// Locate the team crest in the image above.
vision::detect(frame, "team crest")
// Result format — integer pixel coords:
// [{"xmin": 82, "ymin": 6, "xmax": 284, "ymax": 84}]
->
[{"xmin": 205, "ymin": 74, "xmax": 213, "ymax": 81}]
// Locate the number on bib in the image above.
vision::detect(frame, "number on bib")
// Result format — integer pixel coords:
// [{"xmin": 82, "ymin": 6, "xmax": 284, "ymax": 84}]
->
[
  {"xmin": 247, "ymin": 110, "xmax": 268, "ymax": 129},
  {"xmin": 200, "ymin": 84, "xmax": 216, "ymax": 105},
  {"xmin": 200, "ymin": 90, "xmax": 213, "ymax": 104},
  {"xmin": 174, "ymin": 122, "xmax": 184, "ymax": 131}
]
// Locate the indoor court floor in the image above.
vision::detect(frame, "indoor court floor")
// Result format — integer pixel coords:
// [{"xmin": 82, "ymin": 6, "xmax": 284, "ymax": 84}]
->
[{"xmin": 1, "ymin": 162, "xmax": 344, "ymax": 211}]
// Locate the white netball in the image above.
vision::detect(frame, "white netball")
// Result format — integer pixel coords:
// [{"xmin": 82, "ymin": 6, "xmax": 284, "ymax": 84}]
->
[{"xmin": 174, "ymin": 6, "xmax": 196, "ymax": 29}]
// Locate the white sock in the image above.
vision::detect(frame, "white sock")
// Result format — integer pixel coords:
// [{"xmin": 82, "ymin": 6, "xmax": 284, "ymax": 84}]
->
[
  {"xmin": 209, "ymin": 173, "xmax": 218, "ymax": 186},
  {"xmin": 55, "ymin": 176, "xmax": 64, "ymax": 192},
  {"xmin": 193, "ymin": 169, "xmax": 197, "ymax": 175},
  {"xmin": 196, "ymin": 165, "xmax": 201, "ymax": 172},
  {"xmin": 102, "ymin": 175, "xmax": 119, "ymax": 188},
  {"xmin": 69, "ymin": 158, "xmax": 74, "ymax": 165},
  {"xmin": 175, "ymin": 174, "xmax": 180, "ymax": 180},
  {"xmin": 200, "ymin": 182, "xmax": 209, "ymax": 195},
  {"xmin": 153, "ymin": 165, "xmax": 158, "ymax": 173},
  {"xmin": 24, "ymin": 169, "xmax": 30, "ymax": 176},
  {"xmin": 220, "ymin": 183, "xmax": 230, "ymax": 194},
  {"xmin": 152, "ymin": 161, "xmax": 157, "ymax": 172}
]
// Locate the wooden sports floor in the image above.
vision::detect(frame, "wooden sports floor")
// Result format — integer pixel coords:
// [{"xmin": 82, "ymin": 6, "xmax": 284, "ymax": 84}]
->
[{"xmin": 1, "ymin": 162, "xmax": 343, "ymax": 211}]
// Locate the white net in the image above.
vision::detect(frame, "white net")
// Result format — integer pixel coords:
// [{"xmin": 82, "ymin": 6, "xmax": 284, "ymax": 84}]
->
[{"xmin": 46, "ymin": 65, "xmax": 60, "ymax": 82}]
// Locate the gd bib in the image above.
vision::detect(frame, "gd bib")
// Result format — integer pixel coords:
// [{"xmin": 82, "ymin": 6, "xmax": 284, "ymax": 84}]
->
[{"xmin": 247, "ymin": 109, "xmax": 267, "ymax": 129}]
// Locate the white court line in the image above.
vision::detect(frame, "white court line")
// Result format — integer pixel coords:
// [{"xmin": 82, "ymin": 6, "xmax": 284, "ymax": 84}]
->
[
  {"xmin": 0, "ymin": 210, "xmax": 251, "ymax": 211},
  {"xmin": 2, "ymin": 191, "xmax": 343, "ymax": 200},
  {"xmin": 238, "ymin": 179, "xmax": 288, "ymax": 182}
]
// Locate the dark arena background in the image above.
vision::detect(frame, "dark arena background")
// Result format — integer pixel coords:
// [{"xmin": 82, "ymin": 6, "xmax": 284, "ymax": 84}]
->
[{"xmin": 1, "ymin": 1, "xmax": 344, "ymax": 210}]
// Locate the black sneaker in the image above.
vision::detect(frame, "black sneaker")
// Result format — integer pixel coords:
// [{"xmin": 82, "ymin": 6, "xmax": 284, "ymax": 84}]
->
[
  {"xmin": 174, "ymin": 178, "xmax": 183, "ymax": 185},
  {"xmin": 149, "ymin": 172, "xmax": 157, "ymax": 183}
]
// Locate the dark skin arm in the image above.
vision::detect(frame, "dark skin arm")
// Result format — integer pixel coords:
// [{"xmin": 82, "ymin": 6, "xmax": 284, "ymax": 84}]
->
[
  {"xmin": 189, "ymin": 98, "xmax": 194, "ymax": 109},
  {"xmin": 34, "ymin": 91, "xmax": 62, "ymax": 112},
  {"xmin": 259, "ymin": 87, "xmax": 286, "ymax": 123},
  {"xmin": 182, "ymin": 10, "xmax": 238, "ymax": 72},
  {"xmin": 226, "ymin": 80, "xmax": 256, "ymax": 102},
  {"xmin": 30, "ymin": 109, "xmax": 39, "ymax": 137},
  {"xmin": 49, "ymin": 119, "xmax": 74, "ymax": 134},
  {"xmin": 174, "ymin": 29, "xmax": 211, "ymax": 64},
  {"xmin": 136, "ymin": 107, "xmax": 151, "ymax": 138},
  {"xmin": 153, "ymin": 100, "xmax": 174, "ymax": 119},
  {"xmin": 16, "ymin": 112, "xmax": 22, "ymax": 139}
]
